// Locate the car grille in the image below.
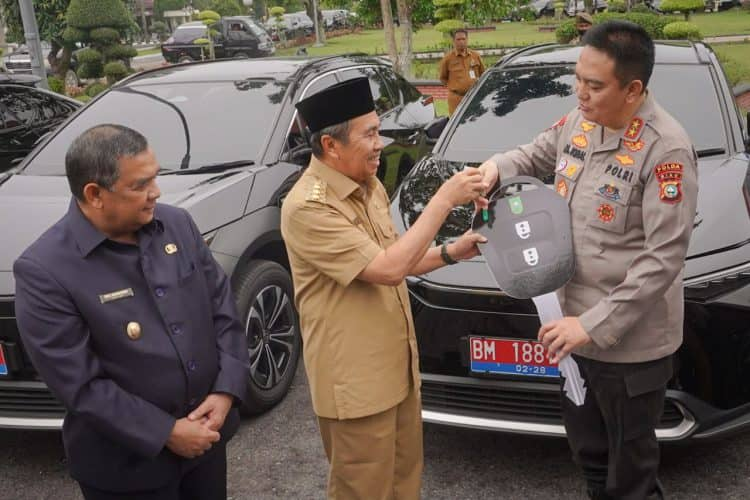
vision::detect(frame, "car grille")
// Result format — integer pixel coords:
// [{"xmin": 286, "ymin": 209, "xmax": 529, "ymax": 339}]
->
[
  {"xmin": 422, "ymin": 377, "xmax": 684, "ymax": 429},
  {"xmin": 4, "ymin": 61, "xmax": 31, "ymax": 72},
  {"xmin": 0, "ymin": 298, "xmax": 66, "ymax": 422},
  {"xmin": 0, "ymin": 381, "xmax": 65, "ymax": 418}
]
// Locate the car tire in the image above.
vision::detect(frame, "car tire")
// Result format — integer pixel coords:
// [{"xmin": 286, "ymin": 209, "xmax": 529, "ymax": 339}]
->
[
  {"xmin": 178, "ymin": 55, "xmax": 194, "ymax": 63},
  {"xmin": 64, "ymin": 69, "xmax": 79, "ymax": 88},
  {"xmin": 234, "ymin": 259, "xmax": 301, "ymax": 415},
  {"xmin": 233, "ymin": 52, "xmax": 250, "ymax": 59}
]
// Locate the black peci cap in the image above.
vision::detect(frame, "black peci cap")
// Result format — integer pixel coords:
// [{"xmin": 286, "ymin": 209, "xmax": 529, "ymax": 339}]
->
[{"xmin": 295, "ymin": 77, "xmax": 375, "ymax": 134}]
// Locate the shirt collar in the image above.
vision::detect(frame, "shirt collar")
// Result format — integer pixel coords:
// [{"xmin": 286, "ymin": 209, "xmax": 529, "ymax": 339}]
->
[
  {"xmin": 307, "ymin": 156, "xmax": 376, "ymax": 201},
  {"xmin": 67, "ymin": 198, "xmax": 164, "ymax": 257},
  {"xmin": 453, "ymin": 48, "xmax": 468, "ymax": 57}
]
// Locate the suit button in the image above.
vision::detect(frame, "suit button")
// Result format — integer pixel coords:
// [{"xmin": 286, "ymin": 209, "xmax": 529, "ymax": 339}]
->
[
  {"xmin": 170, "ymin": 324, "xmax": 182, "ymax": 335},
  {"xmin": 155, "ymin": 287, "xmax": 165, "ymax": 297},
  {"xmin": 187, "ymin": 360, "xmax": 197, "ymax": 371}
]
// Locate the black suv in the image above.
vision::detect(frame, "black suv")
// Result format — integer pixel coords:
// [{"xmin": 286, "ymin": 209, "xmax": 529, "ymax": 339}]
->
[
  {"xmin": 394, "ymin": 42, "xmax": 750, "ymax": 442},
  {"xmin": 0, "ymin": 55, "xmax": 437, "ymax": 429},
  {"xmin": 161, "ymin": 17, "xmax": 275, "ymax": 64}
]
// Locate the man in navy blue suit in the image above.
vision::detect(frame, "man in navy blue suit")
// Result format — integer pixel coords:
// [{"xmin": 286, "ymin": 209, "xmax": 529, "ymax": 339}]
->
[{"xmin": 14, "ymin": 124, "xmax": 250, "ymax": 499}]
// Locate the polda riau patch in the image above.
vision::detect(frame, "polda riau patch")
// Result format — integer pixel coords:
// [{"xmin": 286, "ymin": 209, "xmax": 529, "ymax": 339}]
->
[{"xmin": 655, "ymin": 162, "xmax": 684, "ymax": 204}]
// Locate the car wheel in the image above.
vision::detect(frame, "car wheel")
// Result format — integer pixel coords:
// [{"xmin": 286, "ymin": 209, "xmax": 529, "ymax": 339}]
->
[
  {"xmin": 64, "ymin": 69, "xmax": 79, "ymax": 88},
  {"xmin": 234, "ymin": 260, "xmax": 301, "ymax": 415},
  {"xmin": 178, "ymin": 55, "xmax": 194, "ymax": 63}
]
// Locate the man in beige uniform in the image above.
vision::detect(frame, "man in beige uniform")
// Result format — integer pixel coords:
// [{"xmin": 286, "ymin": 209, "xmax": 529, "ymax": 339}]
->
[
  {"xmin": 281, "ymin": 77, "xmax": 488, "ymax": 499},
  {"xmin": 478, "ymin": 22, "xmax": 697, "ymax": 499},
  {"xmin": 439, "ymin": 29, "xmax": 485, "ymax": 115}
]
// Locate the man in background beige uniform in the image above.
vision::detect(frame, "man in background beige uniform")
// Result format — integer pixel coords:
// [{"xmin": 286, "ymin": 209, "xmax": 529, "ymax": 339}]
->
[
  {"xmin": 281, "ymin": 77, "xmax": 488, "ymax": 499},
  {"xmin": 439, "ymin": 29, "xmax": 485, "ymax": 115},
  {"xmin": 477, "ymin": 21, "xmax": 697, "ymax": 499}
]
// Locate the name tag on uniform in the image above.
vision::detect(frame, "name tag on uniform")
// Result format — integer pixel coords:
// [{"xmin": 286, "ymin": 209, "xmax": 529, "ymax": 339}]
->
[
  {"xmin": 469, "ymin": 70, "xmax": 476, "ymax": 79},
  {"xmin": 99, "ymin": 288, "xmax": 135, "ymax": 304}
]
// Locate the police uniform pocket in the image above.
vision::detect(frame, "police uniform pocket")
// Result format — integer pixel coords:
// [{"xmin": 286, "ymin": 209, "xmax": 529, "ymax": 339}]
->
[
  {"xmin": 588, "ymin": 181, "xmax": 633, "ymax": 234},
  {"xmin": 178, "ymin": 261, "xmax": 197, "ymax": 286}
]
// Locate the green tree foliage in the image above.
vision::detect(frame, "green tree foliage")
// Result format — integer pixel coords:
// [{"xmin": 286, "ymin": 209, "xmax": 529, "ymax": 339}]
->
[
  {"xmin": 355, "ymin": 0, "xmax": 434, "ymax": 28},
  {"xmin": 556, "ymin": 11, "xmax": 679, "ymax": 43},
  {"xmin": 66, "ymin": 0, "xmax": 132, "ymax": 29},
  {"xmin": 154, "ymin": 0, "xmax": 186, "ymax": 21},
  {"xmin": 463, "ymin": 0, "xmax": 513, "ymax": 27},
  {"xmin": 659, "ymin": 0, "xmax": 704, "ymax": 21},
  {"xmin": 434, "ymin": 0, "xmax": 465, "ymax": 35},
  {"xmin": 209, "ymin": 0, "xmax": 243, "ymax": 16},
  {"xmin": 104, "ymin": 60, "xmax": 128, "ymax": 83}
]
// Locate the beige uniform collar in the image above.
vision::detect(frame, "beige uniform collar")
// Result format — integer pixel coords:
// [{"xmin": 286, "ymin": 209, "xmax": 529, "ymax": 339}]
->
[{"xmin": 307, "ymin": 156, "xmax": 376, "ymax": 201}]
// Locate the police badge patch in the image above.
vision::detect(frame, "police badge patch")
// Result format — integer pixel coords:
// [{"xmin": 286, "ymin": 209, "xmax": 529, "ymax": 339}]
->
[
  {"xmin": 655, "ymin": 162, "xmax": 683, "ymax": 204},
  {"xmin": 597, "ymin": 203, "xmax": 615, "ymax": 223}
]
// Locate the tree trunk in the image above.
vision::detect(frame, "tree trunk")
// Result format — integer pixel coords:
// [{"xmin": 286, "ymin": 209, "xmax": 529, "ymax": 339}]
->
[
  {"xmin": 395, "ymin": 0, "xmax": 413, "ymax": 79},
  {"xmin": 379, "ymin": 0, "xmax": 399, "ymax": 73},
  {"xmin": 584, "ymin": 0, "xmax": 594, "ymax": 14},
  {"xmin": 140, "ymin": 0, "xmax": 149, "ymax": 41}
]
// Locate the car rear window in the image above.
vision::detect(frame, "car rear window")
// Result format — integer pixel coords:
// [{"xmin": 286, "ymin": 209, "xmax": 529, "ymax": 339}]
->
[
  {"xmin": 172, "ymin": 27, "xmax": 206, "ymax": 43},
  {"xmin": 23, "ymin": 78, "xmax": 290, "ymax": 175},
  {"xmin": 444, "ymin": 64, "xmax": 726, "ymax": 163}
]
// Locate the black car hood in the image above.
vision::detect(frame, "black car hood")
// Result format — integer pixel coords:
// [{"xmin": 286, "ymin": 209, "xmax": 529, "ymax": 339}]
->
[
  {"xmin": 392, "ymin": 153, "xmax": 750, "ymax": 289},
  {"xmin": 0, "ymin": 170, "xmax": 255, "ymax": 292}
]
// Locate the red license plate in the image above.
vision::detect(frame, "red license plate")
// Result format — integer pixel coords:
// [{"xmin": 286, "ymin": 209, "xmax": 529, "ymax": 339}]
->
[
  {"xmin": 0, "ymin": 343, "xmax": 8, "ymax": 376},
  {"xmin": 469, "ymin": 336, "xmax": 559, "ymax": 378}
]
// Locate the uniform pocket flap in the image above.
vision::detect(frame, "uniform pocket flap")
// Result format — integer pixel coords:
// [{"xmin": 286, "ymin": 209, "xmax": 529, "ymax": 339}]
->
[{"xmin": 594, "ymin": 181, "xmax": 632, "ymax": 206}]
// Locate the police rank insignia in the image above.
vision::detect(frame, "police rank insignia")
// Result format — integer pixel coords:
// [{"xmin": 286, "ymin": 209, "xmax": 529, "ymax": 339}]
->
[
  {"xmin": 624, "ymin": 117, "xmax": 644, "ymax": 140},
  {"xmin": 164, "ymin": 243, "xmax": 178, "ymax": 254},
  {"xmin": 580, "ymin": 121, "xmax": 596, "ymax": 132},
  {"xmin": 572, "ymin": 134, "xmax": 588, "ymax": 148},
  {"xmin": 306, "ymin": 178, "xmax": 327, "ymax": 203},
  {"xmin": 557, "ymin": 158, "xmax": 568, "ymax": 172},
  {"xmin": 99, "ymin": 288, "xmax": 134, "ymax": 304},
  {"xmin": 551, "ymin": 115, "xmax": 567, "ymax": 129},
  {"xmin": 655, "ymin": 162, "xmax": 684, "ymax": 204},
  {"xmin": 564, "ymin": 164, "xmax": 579, "ymax": 178},
  {"xmin": 622, "ymin": 139, "xmax": 645, "ymax": 152},
  {"xmin": 598, "ymin": 184, "xmax": 621, "ymax": 202},
  {"xmin": 597, "ymin": 203, "xmax": 615, "ymax": 223},
  {"xmin": 615, "ymin": 154, "xmax": 634, "ymax": 166},
  {"xmin": 556, "ymin": 179, "xmax": 568, "ymax": 197}
]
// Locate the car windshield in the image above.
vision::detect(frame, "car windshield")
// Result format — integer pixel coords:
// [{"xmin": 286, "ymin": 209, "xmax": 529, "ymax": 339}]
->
[
  {"xmin": 23, "ymin": 78, "xmax": 289, "ymax": 175},
  {"xmin": 444, "ymin": 64, "xmax": 726, "ymax": 163}
]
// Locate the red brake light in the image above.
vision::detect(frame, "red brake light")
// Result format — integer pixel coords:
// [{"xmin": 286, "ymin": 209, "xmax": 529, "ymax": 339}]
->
[{"xmin": 421, "ymin": 95, "xmax": 434, "ymax": 106}]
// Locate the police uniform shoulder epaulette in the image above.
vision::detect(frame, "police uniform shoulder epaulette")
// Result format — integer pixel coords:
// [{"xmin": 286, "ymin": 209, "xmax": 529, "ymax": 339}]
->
[{"xmin": 305, "ymin": 176, "xmax": 327, "ymax": 203}]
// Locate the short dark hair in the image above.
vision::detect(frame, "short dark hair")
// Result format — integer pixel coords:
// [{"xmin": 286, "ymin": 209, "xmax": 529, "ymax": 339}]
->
[
  {"xmin": 452, "ymin": 29, "xmax": 468, "ymax": 39},
  {"xmin": 65, "ymin": 124, "xmax": 148, "ymax": 200},
  {"xmin": 581, "ymin": 20, "xmax": 654, "ymax": 90},
  {"xmin": 310, "ymin": 121, "xmax": 350, "ymax": 158}
]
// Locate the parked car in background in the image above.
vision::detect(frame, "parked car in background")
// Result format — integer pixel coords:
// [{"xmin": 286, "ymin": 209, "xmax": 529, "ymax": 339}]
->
[
  {"xmin": 0, "ymin": 55, "xmax": 437, "ymax": 429},
  {"xmin": 704, "ymin": 0, "xmax": 742, "ymax": 11},
  {"xmin": 0, "ymin": 83, "xmax": 80, "ymax": 173},
  {"xmin": 2, "ymin": 43, "xmax": 81, "ymax": 88},
  {"xmin": 322, "ymin": 9, "xmax": 350, "ymax": 29},
  {"xmin": 161, "ymin": 16, "xmax": 274, "ymax": 63},
  {"xmin": 565, "ymin": 0, "xmax": 608, "ymax": 15},
  {"xmin": 394, "ymin": 42, "xmax": 750, "ymax": 442},
  {"xmin": 265, "ymin": 12, "xmax": 314, "ymax": 40}
]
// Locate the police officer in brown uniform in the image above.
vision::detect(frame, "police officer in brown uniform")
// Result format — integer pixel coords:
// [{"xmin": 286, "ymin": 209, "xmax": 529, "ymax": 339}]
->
[
  {"xmin": 281, "ymin": 78, "xmax": 488, "ymax": 499},
  {"xmin": 477, "ymin": 22, "xmax": 698, "ymax": 499},
  {"xmin": 439, "ymin": 29, "xmax": 485, "ymax": 115}
]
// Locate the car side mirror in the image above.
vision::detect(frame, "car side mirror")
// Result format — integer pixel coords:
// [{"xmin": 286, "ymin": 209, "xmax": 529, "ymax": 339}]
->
[{"xmin": 425, "ymin": 116, "xmax": 449, "ymax": 141}]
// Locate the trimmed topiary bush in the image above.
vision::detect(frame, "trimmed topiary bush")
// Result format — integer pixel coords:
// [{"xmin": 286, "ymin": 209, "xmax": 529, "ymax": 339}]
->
[
  {"xmin": 555, "ymin": 20, "xmax": 578, "ymax": 43},
  {"xmin": 90, "ymin": 27, "xmax": 121, "ymax": 44},
  {"xmin": 593, "ymin": 12, "xmax": 678, "ymax": 39},
  {"xmin": 76, "ymin": 47, "xmax": 103, "ymax": 65},
  {"xmin": 47, "ymin": 76, "xmax": 65, "ymax": 94},
  {"xmin": 608, "ymin": 0, "xmax": 628, "ymax": 12},
  {"xmin": 84, "ymin": 82, "xmax": 109, "ymax": 97},
  {"xmin": 104, "ymin": 45, "xmax": 138, "ymax": 61},
  {"xmin": 65, "ymin": 0, "xmax": 132, "ymax": 30},
  {"xmin": 659, "ymin": 0, "xmax": 705, "ymax": 20},
  {"xmin": 435, "ymin": 19, "xmax": 466, "ymax": 35},
  {"xmin": 663, "ymin": 21, "xmax": 702, "ymax": 40},
  {"xmin": 103, "ymin": 61, "xmax": 128, "ymax": 84}
]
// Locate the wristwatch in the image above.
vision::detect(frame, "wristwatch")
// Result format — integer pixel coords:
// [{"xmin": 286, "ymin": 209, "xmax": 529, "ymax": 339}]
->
[{"xmin": 440, "ymin": 242, "xmax": 458, "ymax": 265}]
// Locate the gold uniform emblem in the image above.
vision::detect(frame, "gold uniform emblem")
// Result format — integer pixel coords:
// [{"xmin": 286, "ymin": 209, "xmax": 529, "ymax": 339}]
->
[
  {"xmin": 165, "ymin": 243, "xmax": 178, "ymax": 254},
  {"xmin": 126, "ymin": 322, "xmax": 142, "ymax": 340},
  {"xmin": 306, "ymin": 178, "xmax": 327, "ymax": 203}
]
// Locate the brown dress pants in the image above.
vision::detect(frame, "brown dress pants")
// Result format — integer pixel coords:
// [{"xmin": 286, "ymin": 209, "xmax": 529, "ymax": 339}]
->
[{"xmin": 317, "ymin": 386, "xmax": 423, "ymax": 500}]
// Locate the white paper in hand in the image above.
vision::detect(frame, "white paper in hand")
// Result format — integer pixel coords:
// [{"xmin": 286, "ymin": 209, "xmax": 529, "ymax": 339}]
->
[{"xmin": 531, "ymin": 292, "xmax": 587, "ymax": 406}]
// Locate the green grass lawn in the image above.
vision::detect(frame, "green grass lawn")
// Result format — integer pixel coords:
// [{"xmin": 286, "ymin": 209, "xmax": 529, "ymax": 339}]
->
[
  {"xmin": 690, "ymin": 8, "xmax": 750, "ymax": 37},
  {"xmin": 713, "ymin": 41, "xmax": 750, "ymax": 86},
  {"xmin": 277, "ymin": 22, "xmax": 556, "ymax": 57},
  {"xmin": 137, "ymin": 47, "xmax": 162, "ymax": 56}
]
